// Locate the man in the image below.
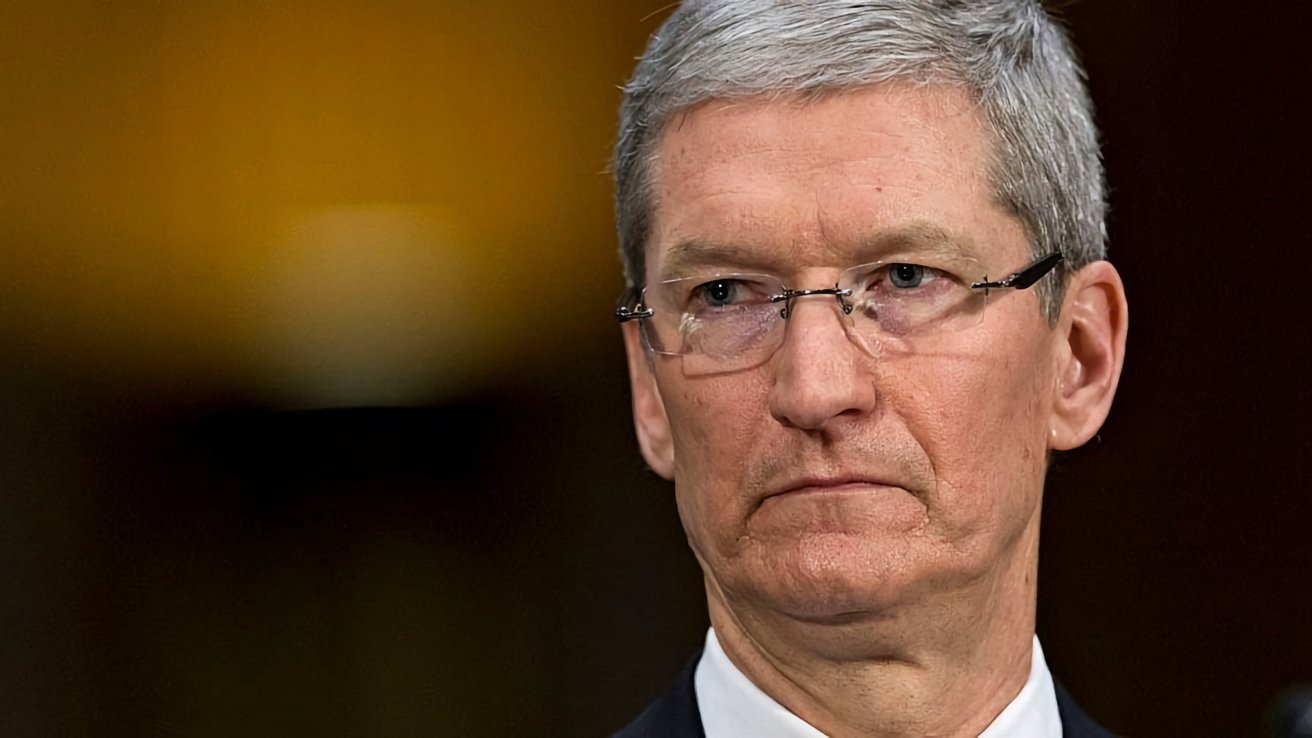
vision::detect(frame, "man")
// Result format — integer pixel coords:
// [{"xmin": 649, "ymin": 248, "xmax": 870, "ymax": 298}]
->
[{"xmin": 611, "ymin": 1, "xmax": 1127, "ymax": 736}]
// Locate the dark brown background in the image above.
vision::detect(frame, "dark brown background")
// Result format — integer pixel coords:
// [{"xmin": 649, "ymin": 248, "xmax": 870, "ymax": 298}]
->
[{"xmin": 2, "ymin": 2, "xmax": 1308, "ymax": 735}]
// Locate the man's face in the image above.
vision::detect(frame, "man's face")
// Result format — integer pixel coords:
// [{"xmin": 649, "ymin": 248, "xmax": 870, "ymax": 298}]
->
[{"xmin": 625, "ymin": 85, "xmax": 1067, "ymax": 620}]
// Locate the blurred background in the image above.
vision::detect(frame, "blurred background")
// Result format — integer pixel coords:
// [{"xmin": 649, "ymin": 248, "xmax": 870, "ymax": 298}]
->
[{"xmin": 1, "ymin": 1, "xmax": 1307, "ymax": 735}]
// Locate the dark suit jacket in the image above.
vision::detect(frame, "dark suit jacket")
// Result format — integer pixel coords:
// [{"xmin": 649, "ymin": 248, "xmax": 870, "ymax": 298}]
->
[{"xmin": 613, "ymin": 655, "xmax": 1115, "ymax": 737}]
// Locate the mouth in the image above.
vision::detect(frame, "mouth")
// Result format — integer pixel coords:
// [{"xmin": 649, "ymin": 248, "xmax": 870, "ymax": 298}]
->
[{"xmin": 763, "ymin": 476, "xmax": 906, "ymax": 501}]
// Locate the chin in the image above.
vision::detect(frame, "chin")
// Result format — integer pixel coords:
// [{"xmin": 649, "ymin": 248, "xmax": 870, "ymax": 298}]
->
[{"xmin": 733, "ymin": 532, "xmax": 932, "ymax": 622}]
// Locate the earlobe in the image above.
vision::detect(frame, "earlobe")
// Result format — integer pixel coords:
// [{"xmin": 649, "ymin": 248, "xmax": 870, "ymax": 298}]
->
[
  {"xmin": 1049, "ymin": 260, "xmax": 1129, "ymax": 451},
  {"xmin": 622, "ymin": 323, "xmax": 676, "ymax": 479}
]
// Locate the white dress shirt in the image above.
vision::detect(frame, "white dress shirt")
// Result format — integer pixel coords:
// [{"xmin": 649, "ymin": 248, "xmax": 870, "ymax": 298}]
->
[{"xmin": 694, "ymin": 628, "xmax": 1062, "ymax": 737}]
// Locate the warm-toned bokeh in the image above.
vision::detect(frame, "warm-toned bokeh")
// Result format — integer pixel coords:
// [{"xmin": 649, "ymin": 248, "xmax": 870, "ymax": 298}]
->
[
  {"xmin": 2, "ymin": 2, "xmax": 1307, "ymax": 736},
  {"xmin": 2, "ymin": 0, "xmax": 641, "ymax": 402}
]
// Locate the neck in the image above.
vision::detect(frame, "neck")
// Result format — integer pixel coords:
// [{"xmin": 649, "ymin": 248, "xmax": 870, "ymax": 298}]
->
[{"xmin": 705, "ymin": 523, "xmax": 1040, "ymax": 738}]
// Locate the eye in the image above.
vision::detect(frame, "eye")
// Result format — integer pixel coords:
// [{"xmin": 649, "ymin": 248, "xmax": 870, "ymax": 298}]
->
[
  {"xmin": 691, "ymin": 279, "xmax": 746, "ymax": 308},
  {"xmin": 846, "ymin": 261, "xmax": 959, "ymax": 302},
  {"xmin": 888, "ymin": 263, "xmax": 931, "ymax": 289}
]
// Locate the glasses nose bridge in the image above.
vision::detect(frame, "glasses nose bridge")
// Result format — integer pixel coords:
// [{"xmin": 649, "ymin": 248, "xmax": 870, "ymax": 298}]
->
[
  {"xmin": 772, "ymin": 286, "xmax": 863, "ymax": 357},
  {"xmin": 773, "ymin": 285, "xmax": 854, "ymax": 319}
]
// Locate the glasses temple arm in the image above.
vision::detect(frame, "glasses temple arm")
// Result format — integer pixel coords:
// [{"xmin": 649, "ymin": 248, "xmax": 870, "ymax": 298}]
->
[
  {"xmin": 615, "ymin": 286, "xmax": 654, "ymax": 323},
  {"xmin": 970, "ymin": 252, "xmax": 1064, "ymax": 291}
]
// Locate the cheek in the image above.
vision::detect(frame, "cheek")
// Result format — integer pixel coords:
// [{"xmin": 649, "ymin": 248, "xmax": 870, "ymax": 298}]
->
[
  {"xmin": 888, "ymin": 342, "xmax": 1054, "ymax": 535},
  {"xmin": 662, "ymin": 373, "xmax": 772, "ymax": 549}
]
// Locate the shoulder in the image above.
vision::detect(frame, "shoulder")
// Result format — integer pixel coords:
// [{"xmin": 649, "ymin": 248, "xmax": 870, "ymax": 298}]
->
[
  {"xmin": 1054, "ymin": 680, "xmax": 1119, "ymax": 738},
  {"xmin": 611, "ymin": 655, "xmax": 705, "ymax": 738}
]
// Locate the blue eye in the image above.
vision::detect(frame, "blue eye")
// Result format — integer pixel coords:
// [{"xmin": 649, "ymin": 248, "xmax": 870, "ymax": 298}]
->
[
  {"xmin": 889, "ymin": 263, "xmax": 928, "ymax": 289},
  {"xmin": 694, "ymin": 279, "xmax": 740, "ymax": 307}
]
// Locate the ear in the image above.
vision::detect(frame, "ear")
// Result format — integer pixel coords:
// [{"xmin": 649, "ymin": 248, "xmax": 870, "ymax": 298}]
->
[
  {"xmin": 622, "ymin": 322, "xmax": 676, "ymax": 479},
  {"xmin": 1049, "ymin": 260, "xmax": 1129, "ymax": 451}
]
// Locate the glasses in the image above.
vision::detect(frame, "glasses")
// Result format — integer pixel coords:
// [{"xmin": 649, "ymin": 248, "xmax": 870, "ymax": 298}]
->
[{"xmin": 616, "ymin": 251, "xmax": 1062, "ymax": 374}]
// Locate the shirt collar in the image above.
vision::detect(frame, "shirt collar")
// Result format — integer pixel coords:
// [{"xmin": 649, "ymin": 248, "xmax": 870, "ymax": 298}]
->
[{"xmin": 693, "ymin": 627, "xmax": 1062, "ymax": 738}]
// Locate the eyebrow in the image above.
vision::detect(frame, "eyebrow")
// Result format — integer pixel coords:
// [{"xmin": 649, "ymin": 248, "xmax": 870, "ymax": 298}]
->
[
  {"xmin": 658, "ymin": 239, "xmax": 771, "ymax": 279},
  {"xmin": 861, "ymin": 222, "xmax": 978, "ymax": 262},
  {"xmin": 655, "ymin": 221, "xmax": 977, "ymax": 280}
]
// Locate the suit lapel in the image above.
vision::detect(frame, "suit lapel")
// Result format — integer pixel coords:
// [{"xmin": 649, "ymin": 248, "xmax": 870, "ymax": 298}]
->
[
  {"xmin": 612, "ymin": 655, "xmax": 705, "ymax": 738},
  {"xmin": 1054, "ymin": 680, "xmax": 1118, "ymax": 738}
]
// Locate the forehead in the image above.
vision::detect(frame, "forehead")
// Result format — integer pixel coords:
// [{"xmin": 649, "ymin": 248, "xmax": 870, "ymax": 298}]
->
[{"xmin": 646, "ymin": 85, "xmax": 1025, "ymax": 277}]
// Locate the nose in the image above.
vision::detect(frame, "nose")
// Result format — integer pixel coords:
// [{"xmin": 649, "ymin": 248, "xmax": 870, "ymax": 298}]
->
[{"xmin": 768, "ymin": 295, "xmax": 878, "ymax": 432}]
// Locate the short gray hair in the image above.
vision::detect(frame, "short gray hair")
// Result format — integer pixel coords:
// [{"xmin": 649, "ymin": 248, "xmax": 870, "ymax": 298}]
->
[{"xmin": 614, "ymin": 0, "xmax": 1105, "ymax": 318}]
